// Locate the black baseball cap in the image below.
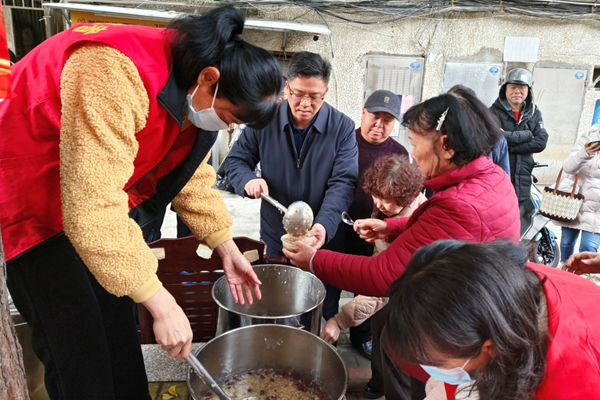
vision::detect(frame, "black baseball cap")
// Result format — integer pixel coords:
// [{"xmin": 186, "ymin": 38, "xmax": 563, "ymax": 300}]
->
[{"xmin": 364, "ymin": 90, "xmax": 401, "ymax": 119}]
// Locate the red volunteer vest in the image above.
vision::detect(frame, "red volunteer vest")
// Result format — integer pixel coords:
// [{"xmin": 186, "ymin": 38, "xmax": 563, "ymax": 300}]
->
[
  {"xmin": 0, "ymin": 24, "xmax": 199, "ymax": 261},
  {"xmin": 393, "ymin": 263, "xmax": 600, "ymax": 399}
]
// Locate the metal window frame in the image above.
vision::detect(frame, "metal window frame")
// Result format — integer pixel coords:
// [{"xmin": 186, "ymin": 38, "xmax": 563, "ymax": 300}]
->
[
  {"xmin": 41, "ymin": 3, "xmax": 331, "ymax": 35},
  {"xmin": 2, "ymin": 0, "xmax": 60, "ymax": 10}
]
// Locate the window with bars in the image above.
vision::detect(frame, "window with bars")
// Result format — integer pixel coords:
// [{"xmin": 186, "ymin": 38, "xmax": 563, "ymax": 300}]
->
[{"xmin": 1, "ymin": 0, "xmax": 58, "ymax": 10}]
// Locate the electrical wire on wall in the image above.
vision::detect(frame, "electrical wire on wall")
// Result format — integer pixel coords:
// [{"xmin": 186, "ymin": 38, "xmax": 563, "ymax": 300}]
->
[{"xmin": 209, "ymin": 0, "xmax": 600, "ymax": 24}]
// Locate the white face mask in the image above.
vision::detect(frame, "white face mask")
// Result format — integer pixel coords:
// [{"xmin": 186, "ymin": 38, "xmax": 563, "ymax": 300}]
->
[
  {"xmin": 420, "ymin": 358, "xmax": 474, "ymax": 385},
  {"xmin": 186, "ymin": 82, "xmax": 229, "ymax": 131}
]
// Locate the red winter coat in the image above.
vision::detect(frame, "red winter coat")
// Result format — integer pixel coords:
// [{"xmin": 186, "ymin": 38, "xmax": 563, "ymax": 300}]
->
[{"xmin": 312, "ymin": 156, "xmax": 520, "ymax": 296}]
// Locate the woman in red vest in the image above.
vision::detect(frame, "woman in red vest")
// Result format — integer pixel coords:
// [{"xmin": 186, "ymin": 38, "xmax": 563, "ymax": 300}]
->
[
  {"xmin": 388, "ymin": 240, "xmax": 600, "ymax": 400},
  {"xmin": 0, "ymin": 6, "xmax": 282, "ymax": 399}
]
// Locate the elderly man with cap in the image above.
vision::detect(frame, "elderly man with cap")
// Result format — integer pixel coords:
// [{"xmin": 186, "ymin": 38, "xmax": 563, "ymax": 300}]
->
[
  {"xmin": 490, "ymin": 68, "xmax": 548, "ymax": 235},
  {"xmin": 323, "ymin": 90, "xmax": 408, "ymax": 364}
]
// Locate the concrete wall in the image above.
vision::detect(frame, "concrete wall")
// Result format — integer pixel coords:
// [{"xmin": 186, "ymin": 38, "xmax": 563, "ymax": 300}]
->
[
  {"xmin": 3, "ymin": 7, "xmax": 16, "ymax": 54},
  {"xmin": 39, "ymin": 2, "xmax": 599, "ymax": 182},
  {"xmin": 240, "ymin": 8, "xmax": 600, "ymax": 183}
]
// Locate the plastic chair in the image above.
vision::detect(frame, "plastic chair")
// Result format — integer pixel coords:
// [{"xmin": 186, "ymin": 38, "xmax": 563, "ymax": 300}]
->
[{"xmin": 137, "ymin": 236, "xmax": 267, "ymax": 344}]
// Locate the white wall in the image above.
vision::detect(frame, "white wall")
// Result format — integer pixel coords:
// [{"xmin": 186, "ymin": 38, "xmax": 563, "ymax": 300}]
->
[{"xmin": 241, "ymin": 8, "xmax": 600, "ymax": 183}]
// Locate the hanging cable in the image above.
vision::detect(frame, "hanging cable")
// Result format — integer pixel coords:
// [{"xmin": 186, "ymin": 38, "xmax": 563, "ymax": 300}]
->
[{"xmin": 213, "ymin": 0, "xmax": 600, "ymax": 25}]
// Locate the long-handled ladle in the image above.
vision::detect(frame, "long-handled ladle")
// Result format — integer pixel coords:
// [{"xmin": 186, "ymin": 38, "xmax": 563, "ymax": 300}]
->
[
  {"xmin": 186, "ymin": 354, "xmax": 258, "ymax": 400},
  {"xmin": 260, "ymin": 193, "xmax": 313, "ymax": 237}
]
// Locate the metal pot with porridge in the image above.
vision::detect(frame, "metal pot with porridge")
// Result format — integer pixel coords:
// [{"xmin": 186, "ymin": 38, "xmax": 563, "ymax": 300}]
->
[{"xmin": 187, "ymin": 324, "xmax": 347, "ymax": 400}]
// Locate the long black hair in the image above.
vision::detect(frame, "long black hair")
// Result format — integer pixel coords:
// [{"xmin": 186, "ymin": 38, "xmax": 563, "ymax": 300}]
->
[
  {"xmin": 402, "ymin": 85, "xmax": 502, "ymax": 167},
  {"xmin": 387, "ymin": 240, "xmax": 548, "ymax": 400},
  {"xmin": 168, "ymin": 7, "xmax": 283, "ymax": 128}
]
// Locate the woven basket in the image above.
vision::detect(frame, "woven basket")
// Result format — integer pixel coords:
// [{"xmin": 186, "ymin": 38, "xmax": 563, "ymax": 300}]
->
[{"xmin": 539, "ymin": 168, "xmax": 584, "ymax": 222}]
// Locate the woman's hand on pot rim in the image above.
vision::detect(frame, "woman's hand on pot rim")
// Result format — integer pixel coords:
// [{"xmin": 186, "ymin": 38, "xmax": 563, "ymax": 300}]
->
[
  {"xmin": 216, "ymin": 239, "xmax": 262, "ymax": 305},
  {"xmin": 283, "ymin": 240, "xmax": 316, "ymax": 272}
]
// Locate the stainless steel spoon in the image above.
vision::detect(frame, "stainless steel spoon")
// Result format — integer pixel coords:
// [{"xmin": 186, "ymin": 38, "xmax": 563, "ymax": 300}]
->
[
  {"xmin": 341, "ymin": 211, "xmax": 355, "ymax": 226},
  {"xmin": 260, "ymin": 193, "xmax": 314, "ymax": 236},
  {"xmin": 186, "ymin": 354, "xmax": 259, "ymax": 400}
]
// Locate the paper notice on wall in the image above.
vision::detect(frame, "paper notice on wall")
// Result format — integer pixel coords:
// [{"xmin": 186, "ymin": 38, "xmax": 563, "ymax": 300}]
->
[
  {"xmin": 390, "ymin": 119, "xmax": 401, "ymax": 138},
  {"xmin": 400, "ymin": 95, "xmax": 413, "ymax": 114},
  {"xmin": 387, "ymin": 94, "xmax": 403, "ymax": 138},
  {"xmin": 504, "ymin": 36, "xmax": 539, "ymax": 63}
]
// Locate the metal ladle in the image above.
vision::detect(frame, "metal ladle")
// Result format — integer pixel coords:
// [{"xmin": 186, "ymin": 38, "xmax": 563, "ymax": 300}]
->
[
  {"xmin": 341, "ymin": 211, "xmax": 355, "ymax": 226},
  {"xmin": 260, "ymin": 193, "xmax": 314, "ymax": 236},
  {"xmin": 186, "ymin": 354, "xmax": 258, "ymax": 400}
]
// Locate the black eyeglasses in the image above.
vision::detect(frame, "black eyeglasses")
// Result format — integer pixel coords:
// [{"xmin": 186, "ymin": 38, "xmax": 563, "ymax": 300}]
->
[{"xmin": 287, "ymin": 87, "xmax": 325, "ymax": 104}]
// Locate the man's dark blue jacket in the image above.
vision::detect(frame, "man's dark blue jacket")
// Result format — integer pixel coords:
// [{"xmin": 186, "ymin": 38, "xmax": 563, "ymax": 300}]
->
[{"xmin": 224, "ymin": 100, "xmax": 358, "ymax": 256}]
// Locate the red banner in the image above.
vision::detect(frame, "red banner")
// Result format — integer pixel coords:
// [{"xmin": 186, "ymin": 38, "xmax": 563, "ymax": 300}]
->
[{"xmin": 0, "ymin": 4, "xmax": 11, "ymax": 99}]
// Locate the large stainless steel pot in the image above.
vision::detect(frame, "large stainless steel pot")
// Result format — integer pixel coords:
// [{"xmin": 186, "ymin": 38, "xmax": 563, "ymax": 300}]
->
[
  {"xmin": 187, "ymin": 324, "xmax": 347, "ymax": 400},
  {"xmin": 213, "ymin": 264, "xmax": 325, "ymax": 335}
]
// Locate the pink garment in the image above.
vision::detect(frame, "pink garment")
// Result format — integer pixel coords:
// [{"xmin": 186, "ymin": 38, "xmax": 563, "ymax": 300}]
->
[
  {"xmin": 334, "ymin": 295, "xmax": 388, "ymax": 331},
  {"xmin": 312, "ymin": 156, "xmax": 520, "ymax": 297},
  {"xmin": 334, "ymin": 192, "xmax": 427, "ymax": 331}
]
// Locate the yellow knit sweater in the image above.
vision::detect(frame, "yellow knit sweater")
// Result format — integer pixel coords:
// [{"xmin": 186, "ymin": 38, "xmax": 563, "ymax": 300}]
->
[{"xmin": 60, "ymin": 43, "xmax": 232, "ymax": 303}]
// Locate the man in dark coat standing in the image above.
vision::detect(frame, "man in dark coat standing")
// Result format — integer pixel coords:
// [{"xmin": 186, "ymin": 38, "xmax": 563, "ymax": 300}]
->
[
  {"xmin": 490, "ymin": 68, "xmax": 548, "ymax": 235},
  {"xmin": 225, "ymin": 52, "xmax": 358, "ymax": 257},
  {"xmin": 323, "ymin": 90, "xmax": 409, "ymax": 365}
]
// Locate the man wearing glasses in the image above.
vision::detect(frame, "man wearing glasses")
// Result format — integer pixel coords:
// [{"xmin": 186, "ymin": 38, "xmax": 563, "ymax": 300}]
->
[{"xmin": 225, "ymin": 51, "xmax": 358, "ymax": 257}]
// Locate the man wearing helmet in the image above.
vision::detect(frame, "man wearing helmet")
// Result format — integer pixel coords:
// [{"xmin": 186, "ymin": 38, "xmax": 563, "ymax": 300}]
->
[{"xmin": 490, "ymin": 68, "xmax": 549, "ymax": 235}]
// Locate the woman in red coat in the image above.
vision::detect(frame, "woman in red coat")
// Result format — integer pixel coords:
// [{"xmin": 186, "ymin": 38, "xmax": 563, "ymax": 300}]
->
[
  {"xmin": 286, "ymin": 85, "xmax": 520, "ymax": 295},
  {"xmin": 286, "ymin": 85, "xmax": 520, "ymax": 399},
  {"xmin": 388, "ymin": 240, "xmax": 600, "ymax": 400}
]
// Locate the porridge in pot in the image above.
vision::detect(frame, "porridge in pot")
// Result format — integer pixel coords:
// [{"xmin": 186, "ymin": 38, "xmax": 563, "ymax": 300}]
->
[{"xmin": 202, "ymin": 368, "xmax": 331, "ymax": 400}]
